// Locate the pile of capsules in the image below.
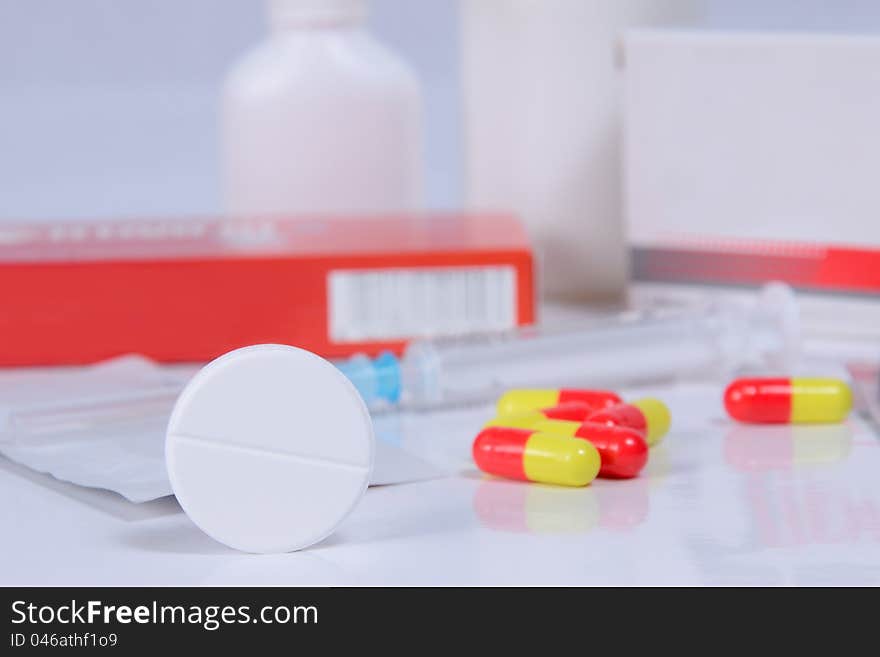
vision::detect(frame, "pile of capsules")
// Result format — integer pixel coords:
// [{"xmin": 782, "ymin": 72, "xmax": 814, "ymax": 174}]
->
[
  {"xmin": 472, "ymin": 377, "xmax": 853, "ymax": 489},
  {"xmin": 472, "ymin": 388, "xmax": 671, "ymax": 488}
]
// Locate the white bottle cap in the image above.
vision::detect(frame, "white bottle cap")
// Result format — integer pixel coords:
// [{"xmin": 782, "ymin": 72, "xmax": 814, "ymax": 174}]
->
[
  {"xmin": 165, "ymin": 344, "xmax": 374, "ymax": 553},
  {"xmin": 269, "ymin": 0, "xmax": 367, "ymax": 27}
]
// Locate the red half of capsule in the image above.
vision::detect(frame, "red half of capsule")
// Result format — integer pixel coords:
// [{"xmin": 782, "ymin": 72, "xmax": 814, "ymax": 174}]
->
[
  {"xmin": 473, "ymin": 426, "xmax": 529, "ymax": 481},
  {"xmin": 558, "ymin": 389, "xmax": 622, "ymax": 410},
  {"xmin": 540, "ymin": 402, "xmax": 594, "ymax": 422},
  {"xmin": 724, "ymin": 377, "xmax": 791, "ymax": 423},
  {"xmin": 587, "ymin": 403, "xmax": 647, "ymax": 436},
  {"xmin": 572, "ymin": 422, "xmax": 649, "ymax": 479}
]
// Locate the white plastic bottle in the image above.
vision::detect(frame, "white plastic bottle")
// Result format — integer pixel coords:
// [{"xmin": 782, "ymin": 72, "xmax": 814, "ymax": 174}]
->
[
  {"xmin": 461, "ymin": 0, "xmax": 705, "ymax": 302},
  {"xmin": 222, "ymin": 0, "xmax": 423, "ymax": 216}
]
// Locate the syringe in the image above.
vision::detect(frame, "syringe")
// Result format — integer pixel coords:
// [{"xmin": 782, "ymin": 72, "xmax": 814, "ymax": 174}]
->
[
  {"xmin": 337, "ymin": 283, "xmax": 801, "ymax": 410},
  {"xmin": 0, "ymin": 284, "xmax": 800, "ymax": 442}
]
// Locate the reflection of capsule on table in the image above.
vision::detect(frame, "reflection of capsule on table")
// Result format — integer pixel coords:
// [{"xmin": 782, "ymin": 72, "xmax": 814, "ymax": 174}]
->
[
  {"xmin": 594, "ymin": 443, "xmax": 672, "ymax": 530},
  {"xmin": 472, "ymin": 479, "xmax": 600, "ymax": 534},
  {"xmin": 593, "ymin": 479, "xmax": 651, "ymax": 531},
  {"xmin": 723, "ymin": 424, "xmax": 853, "ymax": 472},
  {"xmin": 472, "ymin": 477, "xmax": 652, "ymax": 534}
]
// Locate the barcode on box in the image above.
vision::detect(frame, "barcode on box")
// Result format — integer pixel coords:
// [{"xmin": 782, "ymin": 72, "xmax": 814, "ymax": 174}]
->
[{"xmin": 328, "ymin": 266, "xmax": 517, "ymax": 342}]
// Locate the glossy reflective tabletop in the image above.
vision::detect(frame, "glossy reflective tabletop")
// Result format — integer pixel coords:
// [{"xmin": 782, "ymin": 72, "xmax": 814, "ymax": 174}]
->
[{"xmin": 3, "ymin": 374, "xmax": 879, "ymax": 586}]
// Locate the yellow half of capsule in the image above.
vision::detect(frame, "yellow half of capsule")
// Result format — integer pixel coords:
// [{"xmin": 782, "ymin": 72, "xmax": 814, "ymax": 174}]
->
[
  {"xmin": 531, "ymin": 418, "xmax": 580, "ymax": 437},
  {"xmin": 790, "ymin": 378, "xmax": 853, "ymax": 423},
  {"xmin": 496, "ymin": 389, "xmax": 559, "ymax": 416},
  {"xmin": 522, "ymin": 432, "xmax": 601, "ymax": 487},
  {"xmin": 484, "ymin": 410, "xmax": 546, "ymax": 429},
  {"xmin": 630, "ymin": 398, "xmax": 672, "ymax": 446}
]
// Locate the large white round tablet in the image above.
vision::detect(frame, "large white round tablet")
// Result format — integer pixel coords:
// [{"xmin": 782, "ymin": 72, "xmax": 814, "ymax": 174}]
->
[{"xmin": 166, "ymin": 344, "xmax": 374, "ymax": 553}]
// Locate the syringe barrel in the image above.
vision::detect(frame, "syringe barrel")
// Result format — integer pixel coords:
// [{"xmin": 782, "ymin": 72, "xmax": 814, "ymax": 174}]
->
[
  {"xmin": 335, "ymin": 284, "xmax": 799, "ymax": 409},
  {"xmin": 398, "ymin": 311, "xmax": 732, "ymax": 406},
  {"xmin": 398, "ymin": 283, "xmax": 799, "ymax": 408}
]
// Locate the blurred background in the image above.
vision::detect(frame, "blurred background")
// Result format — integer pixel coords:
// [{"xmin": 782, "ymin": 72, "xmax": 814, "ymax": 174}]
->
[
  {"xmin": 3, "ymin": 0, "xmax": 880, "ymax": 220},
  {"xmin": 4, "ymin": 0, "xmax": 880, "ymax": 363}
]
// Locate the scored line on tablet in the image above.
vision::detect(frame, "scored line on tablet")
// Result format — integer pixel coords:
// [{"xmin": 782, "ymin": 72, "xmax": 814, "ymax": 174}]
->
[{"xmin": 169, "ymin": 433, "xmax": 371, "ymax": 472}]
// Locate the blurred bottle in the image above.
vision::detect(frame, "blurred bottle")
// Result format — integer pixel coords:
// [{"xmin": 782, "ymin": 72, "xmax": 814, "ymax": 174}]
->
[
  {"xmin": 222, "ymin": 0, "xmax": 423, "ymax": 215},
  {"xmin": 461, "ymin": 0, "xmax": 705, "ymax": 302}
]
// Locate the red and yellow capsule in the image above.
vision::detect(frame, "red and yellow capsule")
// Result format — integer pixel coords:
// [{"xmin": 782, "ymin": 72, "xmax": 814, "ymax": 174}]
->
[
  {"xmin": 586, "ymin": 398, "xmax": 671, "ymax": 447},
  {"xmin": 724, "ymin": 377, "xmax": 852, "ymax": 424},
  {"xmin": 496, "ymin": 388, "xmax": 622, "ymax": 417},
  {"xmin": 472, "ymin": 426, "xmax": 601, "ymax": 487},
  {"xmin": 484, "ymin": 402, "xmax": 594, "ymax": 429},
  {"xmin": 532, "ymin": 420, "xmax": 649, "ymax": 479}
]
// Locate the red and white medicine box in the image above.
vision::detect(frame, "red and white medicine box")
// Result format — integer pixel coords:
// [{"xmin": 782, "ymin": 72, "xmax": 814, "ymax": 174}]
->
[{"xmin": 0, "ymin": 214, "xmax": 535, "ymax": 366}]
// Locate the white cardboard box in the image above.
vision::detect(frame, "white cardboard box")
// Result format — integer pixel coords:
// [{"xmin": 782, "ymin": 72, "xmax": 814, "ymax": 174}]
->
[{"xmin": 623, "ymin": 29, "xmax": 880, "ymax": 294}]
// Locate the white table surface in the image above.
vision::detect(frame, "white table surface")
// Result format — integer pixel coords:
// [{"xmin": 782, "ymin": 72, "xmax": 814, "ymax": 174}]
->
[
  {"xmin": 4, "ymin": 285, "xmax": 880, "ymax": 587},
  {"xmin": 3, "ymin": 372, "xmax": 879, "ymax": 587}
]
